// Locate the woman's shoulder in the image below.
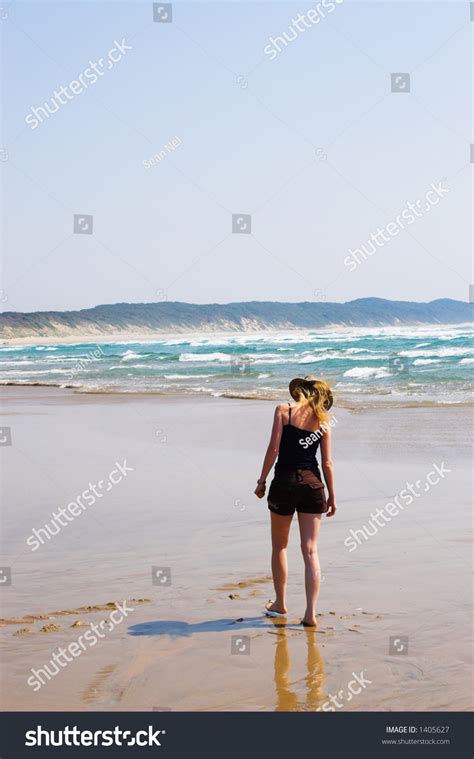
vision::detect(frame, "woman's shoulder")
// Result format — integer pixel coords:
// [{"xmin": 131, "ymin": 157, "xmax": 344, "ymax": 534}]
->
[{"xmin": 274, "ymin": 402, "xmax": 290, "ymax": 418}]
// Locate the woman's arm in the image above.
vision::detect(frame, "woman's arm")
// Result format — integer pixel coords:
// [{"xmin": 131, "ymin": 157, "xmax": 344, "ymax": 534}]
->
[
  {"xmin": 254, "ymin": 405, "xmax": 285, "ymax": 498},
  {"xmin": 320, "ymin": 426, "xmax": 336, "ymax": 517}
]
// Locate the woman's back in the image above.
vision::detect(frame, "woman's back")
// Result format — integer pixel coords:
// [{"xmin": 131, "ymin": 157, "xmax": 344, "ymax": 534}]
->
[{"xmin": 275, "ymin": 403, "xmax": 324, "ymax": 474}]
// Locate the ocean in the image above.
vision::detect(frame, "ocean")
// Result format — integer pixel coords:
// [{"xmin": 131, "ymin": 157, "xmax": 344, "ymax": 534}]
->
[{"xmin": 0, "ymin": 324, "xmax": 472, "ymax": 406}]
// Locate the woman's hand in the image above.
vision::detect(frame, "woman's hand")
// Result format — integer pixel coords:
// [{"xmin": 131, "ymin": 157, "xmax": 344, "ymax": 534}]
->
[
  {"xmin": 254, "ymin": 482, "xmax": 266, "ymax": 499},
  {"xmin": 326, "ymin": 496, "xmax": 337, "ymax": 517}
]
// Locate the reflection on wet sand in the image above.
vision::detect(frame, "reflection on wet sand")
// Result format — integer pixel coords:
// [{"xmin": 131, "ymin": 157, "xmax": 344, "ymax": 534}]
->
[{"xmin": 270, "ymin": 619, "xmax": 325, "ymax": 712}]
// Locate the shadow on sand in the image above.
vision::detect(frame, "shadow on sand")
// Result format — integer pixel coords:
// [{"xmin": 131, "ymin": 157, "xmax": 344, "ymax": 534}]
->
[{"xmin": 128, "ymin": 616, "xmax": 279, "ymax": 638}]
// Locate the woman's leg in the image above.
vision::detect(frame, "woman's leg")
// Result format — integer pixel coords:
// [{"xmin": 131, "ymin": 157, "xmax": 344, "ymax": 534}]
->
[
  {"xmin": 297, "ymin": 512, "xmax": 322, "ymax": 626},
  {"xmin": 267, "ymin": 512, "xmax": 293, "ymax": 614}
]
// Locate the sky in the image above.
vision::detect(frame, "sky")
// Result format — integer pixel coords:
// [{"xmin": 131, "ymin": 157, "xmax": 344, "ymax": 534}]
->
[{"xmin": 1, "ymin": 0, "xmax": 472, "ymax": 313}]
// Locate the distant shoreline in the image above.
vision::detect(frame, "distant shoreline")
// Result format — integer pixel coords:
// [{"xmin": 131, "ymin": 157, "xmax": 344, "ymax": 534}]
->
[
  {"xmin": 1, "ymin": 322, "xmax": 473, "ymax": 348},
  {"xmin": 1, "ymin": 297, "xmax": 471, "ymax": 343},
  {"xmin": 1, "ymin": 327, "xmax": 339, "ymax": 348}
]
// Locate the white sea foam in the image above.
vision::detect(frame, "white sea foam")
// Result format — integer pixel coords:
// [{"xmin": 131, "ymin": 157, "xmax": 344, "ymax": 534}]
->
[
  {"xmin": 459, "ymin": 358, "xmax": 474, "ymax": 364},
  {"xmin": 2, "ymin": 368, "xmax": 76, "ymax": 376},
  {"xmin": 179, "ymin": 352, "xmax": 231, "ymax": 362},
  {"xmin": 121, "ymin": 351, "xmax": 145, "ymax": 361},
  {"xmin": 413, "ymin": 358, "xmax": 442, "ymax": 366},
  {"xmin": 0, "ymin": 360, "xmax": 35, "ymax": 366},
  {"xmin": 344, "ymin": 366, "xmax": 391, "ymax": 379},
  {"xmin": 298, "ymin": 351, "xmax": 388, "ymax": 363},
  {"xmin": 252, "ymin": 357, "xmax": 294, "ymax": 365},
  {"xmin": 164, "ymin": 373, "xmax": 214, "ymax": 379},
  {"xmin": 297, "ymin": 354, "xmax": 325, "ymax": 364},
  {"xmin": 179, "ymin": 350, "xmax": 288, "ymax": 362},
  {"xmin": 399, "ymin": 347, "xmax": 472, "ymax": 358},
  {"xmin": 345, "ymin": 347, "xmax": 377, "ymax": 354},
  {"xmin": 188, "ymin": 338, "xmax": 239, "ymax": 347}
]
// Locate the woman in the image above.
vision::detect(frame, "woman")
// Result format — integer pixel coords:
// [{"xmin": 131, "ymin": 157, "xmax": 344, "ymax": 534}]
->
[{"xmin": 254, "ymin": 376, "xmax": 336, "ymax": 627}]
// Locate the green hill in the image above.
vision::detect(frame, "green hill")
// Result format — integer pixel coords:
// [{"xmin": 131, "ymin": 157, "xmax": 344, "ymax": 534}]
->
[{"xmin": 0, "ymin": 298, "xmax": 471, "ymax": 339}]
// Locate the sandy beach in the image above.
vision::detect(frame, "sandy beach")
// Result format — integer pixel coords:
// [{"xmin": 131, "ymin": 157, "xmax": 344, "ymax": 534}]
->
[
  {"xmin": 0, "ymin": 387, "xmax": 472, "ymax": 712},
  {"xmin": 0, "ymin": 328, "xmax": 340, "ymax": 347}
]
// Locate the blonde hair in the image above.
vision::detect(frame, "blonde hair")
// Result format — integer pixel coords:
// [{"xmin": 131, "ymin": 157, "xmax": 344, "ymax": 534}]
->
[{"xmin": 292, "ymin": 377, "xmax": 333, "ymax": 425}]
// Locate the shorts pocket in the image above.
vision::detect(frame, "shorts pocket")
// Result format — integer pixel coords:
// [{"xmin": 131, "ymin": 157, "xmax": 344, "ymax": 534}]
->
[
  {"xmin": 298, "ymin": 485, "xmax": 328, "ymax": 513},
  {"xmin": 267, "ymin": 479, "xmax": 291, "ymax": 511}
]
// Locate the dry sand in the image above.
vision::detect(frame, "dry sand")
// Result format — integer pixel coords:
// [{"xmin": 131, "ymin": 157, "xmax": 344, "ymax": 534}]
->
[{"xmin": 0, "ymin": 387, "xmax": 472, "ymax": 711}]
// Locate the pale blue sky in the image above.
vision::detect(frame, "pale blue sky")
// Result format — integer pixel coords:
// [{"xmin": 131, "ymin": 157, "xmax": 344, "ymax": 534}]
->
[{"xmin": 1, "ymin": 0, "xmax": 472, "ymax": 312}]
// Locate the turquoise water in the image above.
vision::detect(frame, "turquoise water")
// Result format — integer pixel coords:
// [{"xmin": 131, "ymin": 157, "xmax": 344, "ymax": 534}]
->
[{"xmin": 0, "ymin": 324, "xmax": 472, "ymax": 405}]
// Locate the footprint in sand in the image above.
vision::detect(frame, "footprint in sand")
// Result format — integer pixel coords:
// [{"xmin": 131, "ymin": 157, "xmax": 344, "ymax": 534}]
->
[
  {"xmin": 214, "ymin": 575, "xmax": 272, "ymax": 593},
  {"xmin": 82, "ymin": 664, "xmax": 116, "ymax": 705},
  {"xmin": 0, "ymin": 598, "xmax": 151, "ymax": 627},
  {"xmin": 12, "ymin": 622, "xmax": 61, "ymax": 636},
  {"xmin": 214, "ymin": 575, "xmax": 272, "ymax": 604},
  {"xmin": 13, "ymin": 627, "xmax": 35, "ymax": 637}
]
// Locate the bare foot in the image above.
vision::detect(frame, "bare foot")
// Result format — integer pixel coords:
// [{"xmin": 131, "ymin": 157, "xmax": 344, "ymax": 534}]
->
[
  {"xmin": 265, "ymin": 600, "xmax": 287, "ymax": 615},
  {"xmin": 301, "ymin": 616, "xmax": 318, "ymax": 628}
]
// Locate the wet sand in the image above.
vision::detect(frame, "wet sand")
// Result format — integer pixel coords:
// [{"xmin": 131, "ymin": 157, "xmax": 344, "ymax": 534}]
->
[{"xmin": 0, "ymin": 387, "xmax": 472, "ymax": 711}]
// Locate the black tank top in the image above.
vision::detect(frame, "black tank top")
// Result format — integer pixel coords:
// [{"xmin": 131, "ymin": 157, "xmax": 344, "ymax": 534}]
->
[{"xmin": 275, "ymin": 403, "xmax": 323, "ymax": 475}]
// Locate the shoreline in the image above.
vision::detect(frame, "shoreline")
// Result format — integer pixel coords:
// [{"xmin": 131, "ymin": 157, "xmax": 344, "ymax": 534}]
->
[
  {"xmin": 0, "ymin": 381, "xmax": 472, "ymax": 410},
  {"xmin": 1, "ymin": 322, "xmax": 472, "ymax": 347},
  {"xmin": 1, "ymin": 327, "xmax": 354, "ymax": 347}
]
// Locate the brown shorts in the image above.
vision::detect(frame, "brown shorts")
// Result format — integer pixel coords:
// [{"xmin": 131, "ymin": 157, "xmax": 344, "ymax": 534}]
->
[{"xmin": 267, "ymin": 470, "xmax": 327, "ymax": 516}]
